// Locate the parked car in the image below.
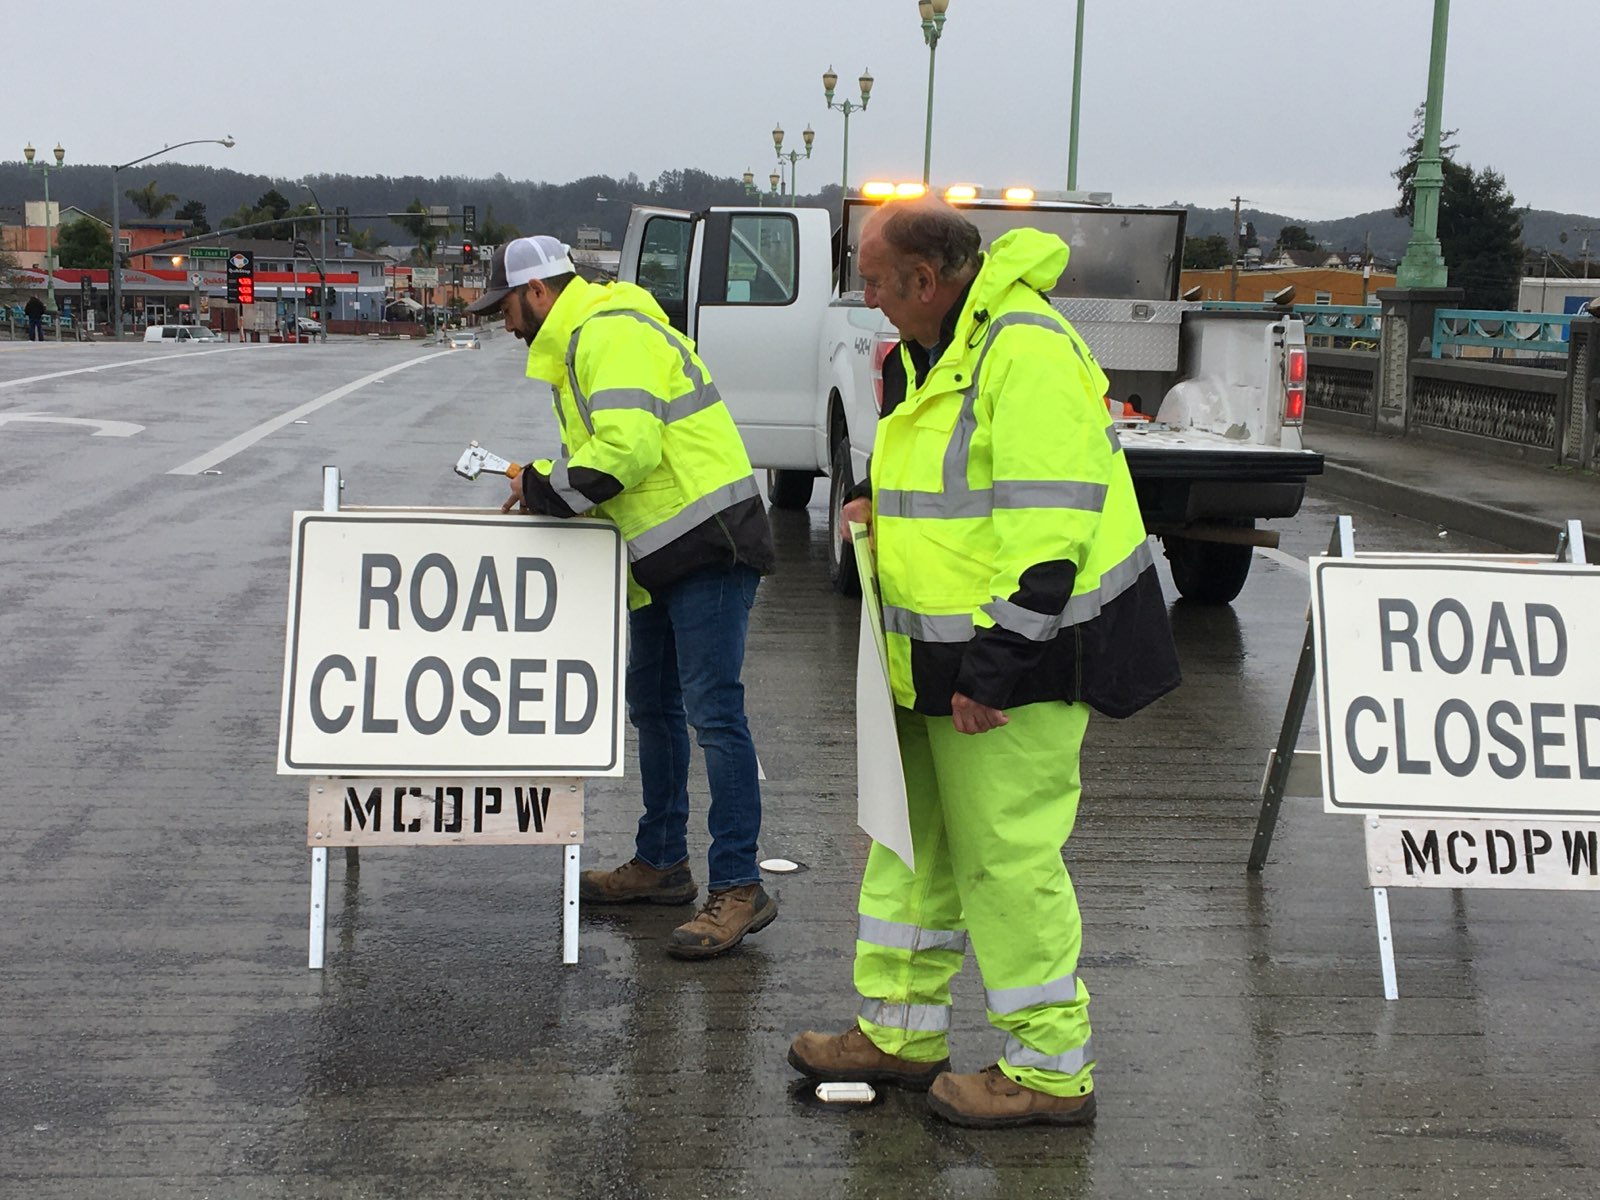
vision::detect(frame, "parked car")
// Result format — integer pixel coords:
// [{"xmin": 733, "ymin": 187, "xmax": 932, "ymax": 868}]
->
[
  {"xmin": 296, "ymin": 317, "xmax": 324, "ymax": 335},
  {"xmin": 143, "ymin": 325, "xmax": 221, "ymax": 344},
  {"xmin": 446, "ymin": 329, "xmax": 481, "ymax": 350}
]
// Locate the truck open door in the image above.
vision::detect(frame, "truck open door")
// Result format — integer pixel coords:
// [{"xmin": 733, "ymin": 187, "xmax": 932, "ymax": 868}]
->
[{"xmin": 621, "ymin": 205, "xmax": 833, "ymax": 475}]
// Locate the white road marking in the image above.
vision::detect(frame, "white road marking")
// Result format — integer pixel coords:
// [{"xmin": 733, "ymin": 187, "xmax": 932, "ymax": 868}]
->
[
  {"xmin": 168, "ymin": 351, "xmax": 453, "ymax": 476},
  {"xmin": 0, "ymin": 345, "xmax": 258, "ymax": 391},
  {"xmin": 1256, "ymin": 546, "xmax": 1308, "ymax": 574},
  {"xmin": 0, "ymin": 412, "xmax": 144, "ymax": 437}
]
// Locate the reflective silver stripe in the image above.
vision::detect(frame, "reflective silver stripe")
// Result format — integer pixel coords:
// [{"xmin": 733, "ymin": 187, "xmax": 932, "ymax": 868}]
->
[
  {"xmin": 882, "ymin": 606, "xmax": 974, "ymax": 643},
  {"xmin": 876, "ymin": 487, "xmax": 992, "ymax": 520},
  {"xmin": 933, "ymin": 309, "xmax": 1090, "ymax": 496},
  {"xmin": 857, "ymin": 914, "xmax": 968, "ymax": 954},
  {"xmin": 588, "ymin": 381, "xmax": 725, "ymax": 425},
  {"xmin": 890, "ymin": 539, "xmax": 1153, "ymax": 644},
  {"xmin": 1059, "ymin": 538, "xmax": 1153, "ymax": 626},
  {"xmin": 981, "ymin": 598, "xmax": 1064, "ymax": 642},
  {"xmin": 547, "ymin": 460, "xmax": 595, "ymax": 515},
  {"xmin": 564, "ymin": 329, "xmax": 596, "ymax": 435},
  {"xmin": 986, "ymin": 973, "xmax": 1079, "ymax": 1015},
  {"xmin": 1106, "ymin": 424, "xmax": 1123, "ymax": 455},
  {"xmin": 992, "ymin": 479, "xmax": 1107, "ymax": 512},
  {"xmin": 623, "ymin": 474, "xmax": 761, "ymax": 559},
  {"xmin": 1003, "ymin": 1034, "xmax": 1095, "ymax": 1076},
  {"xmin": 859, "ymin": 998, "xmax": 952, "ymax": 1033}
]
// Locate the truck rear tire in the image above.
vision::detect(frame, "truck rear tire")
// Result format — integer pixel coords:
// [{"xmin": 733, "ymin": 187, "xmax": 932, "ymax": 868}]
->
[
  {"xmin": 827, "ymin": 436, "xmax": 862, "ymax": 597},
  {"xmin": 766, "ymin": 469, "xmax": 817, "ymax": 510},
  {"xmin": 1162, "ymin": 527, "xmax": 1255, "ymax": 604}
]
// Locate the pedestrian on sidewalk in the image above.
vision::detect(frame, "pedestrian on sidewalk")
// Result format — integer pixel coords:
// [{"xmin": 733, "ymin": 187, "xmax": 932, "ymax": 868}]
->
[
  {"xmin": 788, "ymin": 199, "xmax": 1180, "ymax": 1127},
  {"xmin": 24, "ymin": 295, "xmax": 46, "ymax": 341},
  {"xmin": 469, "ymin": 236, "xmax": 778, "ymax": 961}
]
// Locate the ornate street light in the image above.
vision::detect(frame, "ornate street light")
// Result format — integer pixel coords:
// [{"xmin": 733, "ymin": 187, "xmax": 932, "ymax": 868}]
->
[
  {"xmin": 772, "ymin": 123, "xmax": 815, "ymax": 197},
  {"xmin": 23, "ymin": 142, "xmax": 66, "ymax": 315},
  {"xmin": 823, "ymin": 66, "xmax": 874, "ymax": 197},
  {"xmin": 918, "ymin": 0, "xmax": 951, "ymax": 184},
  {"xmin": 110, "ymin": 136, "xmax": 235, "ymax": 339}
]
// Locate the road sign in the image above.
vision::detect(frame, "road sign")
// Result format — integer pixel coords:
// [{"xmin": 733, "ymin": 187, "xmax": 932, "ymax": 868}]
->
[
  {"xmin": 278, "ymin": 511, "xmax": 627, "ymax": 776},
  {"xmin": 189, "ymin": 246, "xmax": 229, "ymax": 259},
  {"xmin": 1311, "ymin": 557, "xmax": 1600, "ymax": 819},
  {"xmin": 412, "ymin": 267, "xmax": 439, "ymax": 286}
]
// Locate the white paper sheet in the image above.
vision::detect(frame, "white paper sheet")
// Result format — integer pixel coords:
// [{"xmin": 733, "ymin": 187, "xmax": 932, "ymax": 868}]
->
[{"xmin": 851, "ymin": 522, "xmax": 914, "ymax": 872}]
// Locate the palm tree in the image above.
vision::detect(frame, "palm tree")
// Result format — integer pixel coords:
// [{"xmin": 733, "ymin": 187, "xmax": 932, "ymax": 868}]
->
[{"xmin": 124, "ymin": 180, "xmax": 180, "ymax": 220}]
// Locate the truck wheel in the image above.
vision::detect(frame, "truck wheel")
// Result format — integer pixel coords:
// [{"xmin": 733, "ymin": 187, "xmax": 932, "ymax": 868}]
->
[
  {"xmin": 766, "ymin": 469, "xmax": 817, "ymax": 510},
  {"xmin": 827, "ymin": 436, "xmax": 862, "ymax": 597},
  {"xmin": 1162, "ymin": 529, "xmax": 1254, "ymax": 604}
]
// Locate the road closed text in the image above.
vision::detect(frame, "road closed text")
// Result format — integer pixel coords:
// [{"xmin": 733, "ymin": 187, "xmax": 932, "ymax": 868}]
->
[
  {"xmin": 280, "ymin": 513, "xmax": 625, "ymax": 775},
  {"xmin": 1341, "ymin": 599, "xmax": 1599, "ymax": 781},
  {"xmin": 1314, "ymin": 560, "xmax": 1600, "ymax": 816}
]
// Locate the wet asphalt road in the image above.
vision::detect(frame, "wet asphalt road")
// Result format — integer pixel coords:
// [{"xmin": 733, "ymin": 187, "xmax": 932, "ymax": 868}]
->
[{"xmin": 2, "ymin": 336, "xmax": 1597, "ymax": 1199}]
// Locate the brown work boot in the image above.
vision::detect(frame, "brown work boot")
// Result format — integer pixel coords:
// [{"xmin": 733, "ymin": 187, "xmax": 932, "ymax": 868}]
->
[
  {"xmin": 579, "ymin": 857, "xmax": 697, "ymax": 905},
  {"xmin": 927, "ymin": 1064, "xmax": 1097, "ymax": 1128},
  {"xmin": 665, "ymin": 883, "xmax": 777, "ymax": 959},
  {"xmin": 789, "ymin": 1025, "xmax": 949, "ymax": 1091}
]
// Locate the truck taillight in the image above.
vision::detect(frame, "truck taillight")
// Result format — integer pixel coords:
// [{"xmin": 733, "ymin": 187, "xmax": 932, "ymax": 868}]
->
[
  {"xmin": 1284, "ymin": 346, "xmax": 1307, "ymax": 424},
  {"xmin": 870, "ymin": 334, "xmax": 901, "ymax": 414}
]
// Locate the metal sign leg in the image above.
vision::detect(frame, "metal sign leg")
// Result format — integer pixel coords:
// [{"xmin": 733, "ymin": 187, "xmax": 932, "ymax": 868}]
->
[
  {"xmin": 309, "ymin": 846, "xmax": 328, "ymax": 970},
  {"xmin": 562, "ymin": 844, "xmax": 581, "ymax": 965},
  {"xmin": 1373, "ymin": 885, "xmax": 1398, "ymax": 1000}
]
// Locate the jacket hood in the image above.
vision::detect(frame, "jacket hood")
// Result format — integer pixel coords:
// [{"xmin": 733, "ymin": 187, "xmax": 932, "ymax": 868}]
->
[
  {"xmin": 973, "ymin": 228, "xmax": 1070, "ymax": 306},
  {"xmin": 525, "ymin": 279, "xmax": 674, "ymax": 383}
]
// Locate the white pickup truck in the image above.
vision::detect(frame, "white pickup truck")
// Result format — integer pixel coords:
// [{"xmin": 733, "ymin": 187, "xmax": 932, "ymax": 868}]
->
[{"xmin": 617, "ymin": 191, "xmax": 1323, "ymax": 603}]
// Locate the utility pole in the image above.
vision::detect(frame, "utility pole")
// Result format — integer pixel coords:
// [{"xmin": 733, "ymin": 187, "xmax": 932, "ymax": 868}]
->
[{"xmin": 1229, "ymin": 195, "xmax": 1248, "ymax": 301}]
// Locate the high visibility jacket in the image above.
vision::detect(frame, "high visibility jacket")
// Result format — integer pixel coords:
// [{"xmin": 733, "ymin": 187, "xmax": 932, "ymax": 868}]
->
[
  {"xmin": 870, "ymin": 228, "xmax": 1179, "ymax": 717},
  {"xmin": 518, "ymin": 278, "xmax": 774, "ymax": 607}
]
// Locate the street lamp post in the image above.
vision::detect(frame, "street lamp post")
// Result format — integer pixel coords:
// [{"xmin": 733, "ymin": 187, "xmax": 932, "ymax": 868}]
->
[
  {"xmin": 1396, "ymin": 0, "xmax": 1450, "ymax": 290},
  {"xmin": 823, "ymin": 66, "xmax": 874, "ymax": 197},
  {"xmin": 742, "ymin": 169, "xmax": 765, "ymax": 208},
  {"xmin": 23, "ymin": 143, "xmax": 66, "ymax": 316},
  {"xmin": 772, "ymin": 123, "xmax": 815, "ymax": 197},
  {"xmin": 918, "ymin": 0, "xmax": 951, "ymax": 184},
  {"xmin": 110, "ymin": 136, "xmax": 235, "ymax": 339},
  {"xmin": 1067, "ymin": 0, "xmax": 1086, "ymax": 191}
]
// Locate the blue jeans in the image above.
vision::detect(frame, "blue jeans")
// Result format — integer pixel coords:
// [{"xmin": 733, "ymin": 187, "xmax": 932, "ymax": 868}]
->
[{"xmin": 628, "ymin": 563, "xmax": 762, "ymax": 892}]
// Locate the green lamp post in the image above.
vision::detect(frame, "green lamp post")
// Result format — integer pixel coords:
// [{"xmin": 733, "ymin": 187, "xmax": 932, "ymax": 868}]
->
[
  {"xmin": 917, "ymin": 0, "xmax": 951, "ymax": 184},
  {"xmin": 823, "ymin": 66, "xmax": 874, "ymax": 196},
  {"xmin": 772, "ymin": 123, "xmax": 815, "ymax": 197},
  {"xmin": 23, "ymin": 142, "xmax": 66, "ymax": 314},
  {"xmin": 1396, "ymin": 0, "xmax": 1451, "ymax": 289}
]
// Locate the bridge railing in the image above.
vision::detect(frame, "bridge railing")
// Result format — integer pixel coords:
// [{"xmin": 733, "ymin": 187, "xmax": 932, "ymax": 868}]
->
[
  {"xmin": 1431, "ymin": 309, "xmax": 1574, "ymax": 358},
  {"xmin": 1200, "ymin": 301, "xmax": 1382, "ymax": 347}
]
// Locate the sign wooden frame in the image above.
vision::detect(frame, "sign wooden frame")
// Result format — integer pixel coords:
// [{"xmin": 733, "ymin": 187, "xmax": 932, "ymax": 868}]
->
[{"xmin": 294, "ymin": 469, "xmax": 614, "ymax": 971}]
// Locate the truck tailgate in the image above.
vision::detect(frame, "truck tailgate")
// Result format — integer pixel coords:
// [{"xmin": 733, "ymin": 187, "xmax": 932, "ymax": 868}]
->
[{"xmin": 1117, "ymin": 423, "xmax": 1324, "ymax": 482}]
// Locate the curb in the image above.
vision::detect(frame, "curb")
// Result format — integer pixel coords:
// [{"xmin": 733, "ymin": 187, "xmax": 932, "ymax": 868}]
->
[{"xmin": 1312, "ymin": 462, "xmax": 1600, "ymax": 563}]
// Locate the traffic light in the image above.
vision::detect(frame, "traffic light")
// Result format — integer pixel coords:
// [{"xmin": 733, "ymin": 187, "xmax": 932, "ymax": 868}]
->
[
  {"xmin": 305, "ymin": 286, "xmax": 316, "ymax": 302},
  {"xmin": 322, "ymin": 287, "xmax": 337, "ymax": 307},
  {"xmin": 335, "ymin": 206, "xmax": 349, "ymax": 237},
  {"xmin": 462, "ymin": 204, "xmax": 477, "ymax": 237},
  {"xmin": 461, "ymin": 241, "xmax": 475, "ymax": 264}
]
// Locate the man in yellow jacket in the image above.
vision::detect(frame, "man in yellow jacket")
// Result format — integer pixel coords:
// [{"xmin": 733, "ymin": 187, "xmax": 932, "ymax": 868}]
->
[
  {"xmin": 469, "ymin": 236, "xmax": 777, "ymax": 960},
  {"xmin": 788, "ymin": 201, "xmax": 1180, "ymax": 1125}
]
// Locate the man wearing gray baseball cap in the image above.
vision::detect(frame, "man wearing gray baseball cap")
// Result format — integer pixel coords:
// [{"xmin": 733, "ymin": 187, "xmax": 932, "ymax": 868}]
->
[{"xmin": 471, "ymin": 236, "xmax": 778, "ymax": 961}]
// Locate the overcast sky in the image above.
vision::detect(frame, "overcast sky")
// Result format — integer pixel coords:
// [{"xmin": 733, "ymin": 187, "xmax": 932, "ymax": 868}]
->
[{"xmin": 12, "ymin": 1, "xmax": 1597, "ymax": 222}]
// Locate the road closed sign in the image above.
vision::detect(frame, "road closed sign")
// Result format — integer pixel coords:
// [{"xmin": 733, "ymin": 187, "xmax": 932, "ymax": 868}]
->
[
  {"xmin": 1312, "ymin": 558, "xmax": 1600, "ymax": 818},
  {"xmin": 279, "ymin": 512, "xmax": 626, "ymax": 776}
]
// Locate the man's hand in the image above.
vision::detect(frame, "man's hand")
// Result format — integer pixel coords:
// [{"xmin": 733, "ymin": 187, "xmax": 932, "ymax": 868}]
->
[
  {"xmin": 500, "ymin": 476, "xmax": 526, "ymax": 514},
  {"xmin": 951, "ymin": 692, "xmax": 1008, "ymax": 735},
  {"xmin": 841, "ymin": 496, "xmax": 872, "ymax": 543}
]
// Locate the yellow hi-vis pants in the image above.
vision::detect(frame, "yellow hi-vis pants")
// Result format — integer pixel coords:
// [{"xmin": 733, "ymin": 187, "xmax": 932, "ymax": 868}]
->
[{"xmin": 854, "ymin": 701, "xmax": 1095, "ymax": 1098}]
